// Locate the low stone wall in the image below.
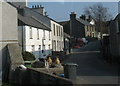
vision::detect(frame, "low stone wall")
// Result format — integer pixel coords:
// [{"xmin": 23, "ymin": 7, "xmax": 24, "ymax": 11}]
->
[
  {"xmin": 29, "ymin": 68, "xmax": 74, "ymax": 85},
  {"xmin": 11, "ymin": 68, "xmax": 74, "ymax": 85}
]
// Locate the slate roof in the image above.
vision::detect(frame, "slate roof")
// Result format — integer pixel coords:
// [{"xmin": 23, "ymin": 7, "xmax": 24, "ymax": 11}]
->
[
  {"xmin": 76, "ymin": 18, "xmax": 91, "ymax": 25},
  {"xmin": 114, "ymin": 13, "xmax": 120, "ymax": 21},
  {"xmin": 59, "ymin": 21, "xmax": 70, "ymax": 26},
  {"xmin": 30, "ymin": 7, "xmax": 63, "ymax": 26},
  {"xmin": 59, "ymin": 18, "xmax": 91, "ymax": 26},
  {"xmin": 18, "ymin": 13, "xmax": 51, "ymax": 31}
]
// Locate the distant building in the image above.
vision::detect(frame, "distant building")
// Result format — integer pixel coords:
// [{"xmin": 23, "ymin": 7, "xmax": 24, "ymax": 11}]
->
[
  {"xmin": 59, "ymin": 12, "xmax": 97, "ymax": 39},
  {"xmin": 109, "ymin": 13, "xmax": 120, "ymax": 62}
]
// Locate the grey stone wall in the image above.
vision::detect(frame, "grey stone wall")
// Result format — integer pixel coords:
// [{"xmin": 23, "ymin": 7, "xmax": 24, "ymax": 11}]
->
[{"xmin": 10, "ymin": 67, "xmax": 74, "ymax": 85}]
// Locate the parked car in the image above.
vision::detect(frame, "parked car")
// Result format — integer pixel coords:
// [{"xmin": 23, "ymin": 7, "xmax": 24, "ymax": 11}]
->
[
  {"xmin": 82, "ymin": 38, "xmax": 88, "ymax": 44},
  {"xmin": 77, "ymin": 38, "xmax": 84, "ymax": 46},
  {"xmin": 73, "ymin": 44, "xmax": 80, "ymax": 48}
]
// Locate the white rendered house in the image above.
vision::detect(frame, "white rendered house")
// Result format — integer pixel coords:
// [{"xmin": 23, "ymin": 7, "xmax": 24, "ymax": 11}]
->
[
  {"xmin": 18, "ymin": 14, "xmax": 52, "ymax": 59},
  {"xmin": 50, "ymin": 20, "xmax": 64, "ymax": 52}
]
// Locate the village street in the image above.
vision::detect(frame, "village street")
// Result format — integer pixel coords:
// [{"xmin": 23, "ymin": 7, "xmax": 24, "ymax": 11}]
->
[{"xmin": 62, "ymin": 40, "xmax": 119, "ymax": 84}]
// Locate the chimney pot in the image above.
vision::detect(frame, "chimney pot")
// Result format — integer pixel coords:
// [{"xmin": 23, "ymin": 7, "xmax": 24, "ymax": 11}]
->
[
  {"xmin": 70, "ymin": 12, "xmax": 76, "ymax": 20},
  {"xmin": 37, "ymin": 5, "xmax": 39, "ymax": 8},
  {"xmin": 71, "ymin": 12, "xmax": 75, "ymax": 14},
  {"xmin": 35, "ymin": 5, "xmax": 36, "ymax": 8}
]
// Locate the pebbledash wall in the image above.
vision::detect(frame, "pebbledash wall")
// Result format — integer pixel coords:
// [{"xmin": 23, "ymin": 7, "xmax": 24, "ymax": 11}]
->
[
  {"xmin": 50, "ymin": 20, "xmax": 64, "ymax": 52},
  {"xmin": 18, "ymin": 25, "xmax": 52, "ymax": 59}
]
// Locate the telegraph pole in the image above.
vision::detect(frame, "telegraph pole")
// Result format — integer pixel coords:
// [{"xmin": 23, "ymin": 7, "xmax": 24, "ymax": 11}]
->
[{"xmin": 69, "ymin": 15, "xmax": 72, "ymax": 53}]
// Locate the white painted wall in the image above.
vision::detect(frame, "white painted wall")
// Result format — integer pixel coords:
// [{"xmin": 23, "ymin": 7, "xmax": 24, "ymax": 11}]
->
[
  {"xmin": 50, "ymin": 20, "xmax": 64, "ymax": 52},
  {"xmin": 18, "ymin": 25, "xmax": 52, "ymax": 59}
]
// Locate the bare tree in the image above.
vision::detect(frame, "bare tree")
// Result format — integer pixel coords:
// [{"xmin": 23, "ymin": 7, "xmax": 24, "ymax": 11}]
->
[{"xmin": 84, "ymin": 3, "xmax": 112, "ymax": 38}]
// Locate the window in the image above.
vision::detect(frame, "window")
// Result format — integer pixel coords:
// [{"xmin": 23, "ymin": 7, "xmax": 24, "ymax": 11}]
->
[
  {"xmin": 92, "ymin": 33, "xmax": 95, "ymax": 37},
  {"xmin": 37, "ymin": 29, "xmax": 39, "ymax": 39},
  {"xmin": 61, "ymin": 27, "xmax": 63, "ymax": 37},
  {"xmin": 52, "ymin": 40, "xmax": 56, "ymax": 51},
  {"xmin": 31, "ymin": 45, "xmax": 35, "ymax": 53},
  {"xmin": 43, "ymin": 30, "xmax": 45, "ymax": 39},
  {"xmin": 38, "ymin": 45, "xmax": 41, "ymax": 50},
  {"xmin": 56, "ymin": 25, "xmax": 58, "ymax": 36},
  {"xmin": 43, "ymin": 45, "xmax": 45, "ymax": 51},
  {"xmin": 49, "ymin": 31, "xmax": 50, "ymax": 40},
  {"xmin": 53, "ymin": 24, "xmax": 55, "ymax": 36},
  {"xmin": 57, "ymin": 41, "xmax": 59, "ymax": 50},
  {"xmin": 91, "ymin": 26, "xmax": 93, "ymax": 32},
  {"xmin": 86, "ymin": 26, "xmax": 89, "ymax": 31},
  {"xmin": 48, "ymin": 44, "xmax": 51, "ymax": 54},
  {"xmin": 59, "ymin": 26, "xmax": 61, "ymax": 36},
  {"xmin": 38, "ymin": 45, "xmax": 41, "ymax": 58},
  {"xmin": 29, "ymin": 26, "xmax": 32, "ymax": 39}
]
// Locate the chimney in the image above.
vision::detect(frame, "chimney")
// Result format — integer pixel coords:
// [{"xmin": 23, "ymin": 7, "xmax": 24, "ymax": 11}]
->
[
  {"xmin": 35, "ymin": 5, "xmax": 37, "ymax": 8},
  {"xmin": 70, "ymin": 12, "xmax": 76, "ymax": 20},
  {"xmin": 32, "ymin": 5, "xmax": 34, "ymax": 8},
  {"xmin": 37, "ymin": 5, "xmax": 39, "ymax": 8}
]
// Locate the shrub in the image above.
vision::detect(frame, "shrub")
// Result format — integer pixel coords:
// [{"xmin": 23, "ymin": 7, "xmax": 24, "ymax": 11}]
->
[{"xmin": 22, "ymin": 51, "xmax": 35, "ymax": 61}]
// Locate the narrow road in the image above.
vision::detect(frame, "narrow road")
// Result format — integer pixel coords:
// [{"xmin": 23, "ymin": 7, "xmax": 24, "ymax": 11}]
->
[{"xmin": 62, "ymin": 40, "xmax": 119, "ymax": 84}]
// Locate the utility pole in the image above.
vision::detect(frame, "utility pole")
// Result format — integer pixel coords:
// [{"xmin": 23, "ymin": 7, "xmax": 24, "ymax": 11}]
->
[
  {"xmin": 99, "ymin": 14, "xmax": 102, "ymax": 40},
  {"xmin": 69, "ymin": 17, "xmax": 72, "ymax": 53}
]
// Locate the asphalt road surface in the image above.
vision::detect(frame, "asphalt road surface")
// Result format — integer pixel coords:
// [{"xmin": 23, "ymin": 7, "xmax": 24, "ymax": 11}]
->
[{"xmin": 62, "ymin": 40, "xmax": 119, "ymax": 84}]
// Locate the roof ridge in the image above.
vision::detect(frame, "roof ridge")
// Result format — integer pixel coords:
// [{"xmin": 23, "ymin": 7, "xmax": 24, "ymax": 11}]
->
[{"xmin": 26, "ymin": 7, "xmax": 62, "ymax": 25}]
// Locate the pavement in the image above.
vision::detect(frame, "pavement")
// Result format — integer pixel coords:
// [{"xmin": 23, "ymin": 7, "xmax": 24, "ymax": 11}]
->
[{"xmin": 62, "ymin": 40, "xmax": 119, "ymax": 85}]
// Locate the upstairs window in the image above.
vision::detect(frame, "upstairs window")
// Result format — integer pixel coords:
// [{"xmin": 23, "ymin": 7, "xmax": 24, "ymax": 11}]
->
[
  {"xmin": 43, "ymin": 30, "xmax": 45, "ymax": 40},
  {"xmin": 59, "ymin": 26, "xmax": 61, "ymax": 36},
  {"xmin": 53, "ymin": 24, "xmax": 55, "ymax": 36},
  {"xmin": 37, "ymin": 29, "xmax": 39, "ymax": 40},
  {"xmin": 29, "ymin": 26, "xmax": 33, "ymax": 39},
  {"xmin": 56, "ymin": 25, "xmax": 59, "ymax": 36},
  {"xmin": 49, "ymin": 31, "xmax": 51, "ymax": 40},
  {"xmin": 61, "ymin": 27, "xmax": 63, "ymax": 37}
]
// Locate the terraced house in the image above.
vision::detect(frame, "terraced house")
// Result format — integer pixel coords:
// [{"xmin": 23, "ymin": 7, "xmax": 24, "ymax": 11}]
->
[
  {"xmin": 18, "ymin": 12, "xmax": 52, "ymax": 59},
  {"xmin": 51, "ymin": 20, "xmax": 64, "ymax": 52},
  {"xmin": 60, "ymin": 12, "xmax": 97, "ymax": 39},
  {"xmin": 10, "ymin": 2, "xmax": 64, "ymax": 59}
]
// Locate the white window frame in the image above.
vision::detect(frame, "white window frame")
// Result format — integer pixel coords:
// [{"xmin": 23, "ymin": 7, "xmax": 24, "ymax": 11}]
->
[
  {"xmin": 29, "ymin": 26, "xmax": 33, "ymax": 39},
  {"xmin": 49, "ymin": 31, "xmax": 50, "ymax": 40},
  {"xmin": 43, "ymin": 30, "xmax": 45, "ymax": 40},
  {"xmin": 53, "ymin": 24, "xmax": 56, "ymax": 36},
  {"xmin": 37, "ymin": 29, "xmax": 39, "ymax": 40},
  {"xmin": 31, "ymin": 45, "xmax": 35, "ymax": 53}
]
